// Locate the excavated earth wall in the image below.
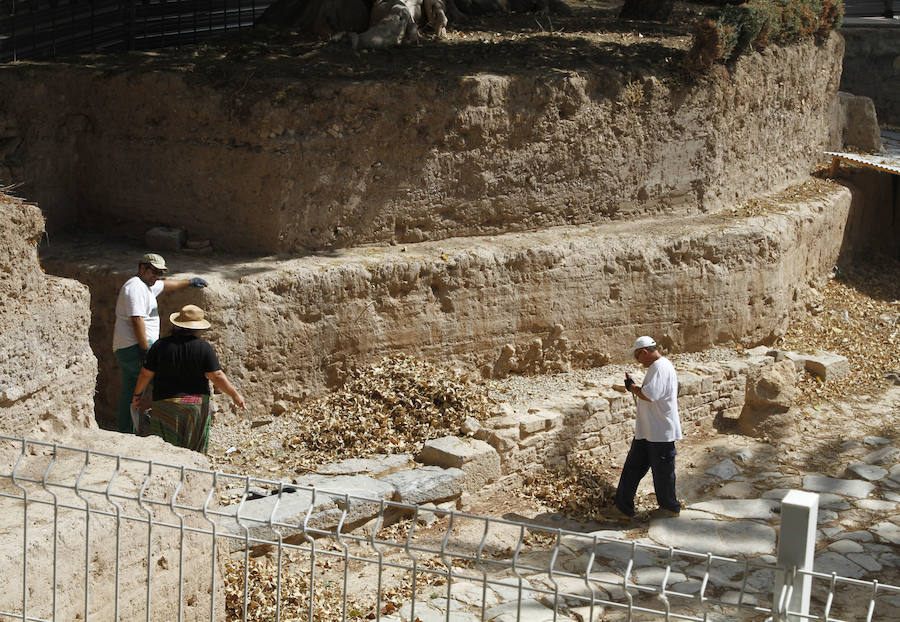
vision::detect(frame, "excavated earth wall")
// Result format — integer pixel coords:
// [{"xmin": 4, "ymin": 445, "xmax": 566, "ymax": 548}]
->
[
  {"xmin": 0, "ymin": 193, "xmax": 226, "ymax": 621},
  {"xmin": 0, "ymin": 195, "xmax": 96, "ymax": 438},
  {"xmin": 0, "ymin": 35, "xmax": 843, "ymax": 253},
  {"xmin": 43, "ymin": 184, "xmax": 853, "ymax": 425}
]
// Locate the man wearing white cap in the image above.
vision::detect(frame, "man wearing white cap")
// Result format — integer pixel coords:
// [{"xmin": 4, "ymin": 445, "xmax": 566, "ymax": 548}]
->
[
  {"xmin": 610, "ymin": 336, "xmax": 683, "ymax": 520},
  {"xmin": 112, "ymin": 253, "xmax": 208, "ymax": 434}
]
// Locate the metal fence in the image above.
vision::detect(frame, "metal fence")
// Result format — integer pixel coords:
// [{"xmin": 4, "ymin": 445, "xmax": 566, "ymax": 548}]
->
[
  {"xmin": 0, "ymin": 0, "xmax": 273, "ymax": 62},
  {"xmin": 1, "ymin": 434, "xmax": 899, "ymax": 622}
]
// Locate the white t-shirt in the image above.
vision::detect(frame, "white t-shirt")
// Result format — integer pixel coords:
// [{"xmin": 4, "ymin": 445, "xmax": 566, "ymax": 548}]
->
[
  {"xmin": 634, "ymin": 357, "xmax": 682, "ymax": 443},
  {"xmin": 112, "ymin": 276, "xmax": 165, "ymax": 351}
]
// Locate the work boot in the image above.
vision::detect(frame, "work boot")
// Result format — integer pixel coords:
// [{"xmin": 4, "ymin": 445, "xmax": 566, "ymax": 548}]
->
[
  {"xmin": 649, "ymin": 507, "xmax": 680, "ymax": 519},
  {"xmin": 602, "ymin": 506, "xmax": 635, "ymax": 523}
]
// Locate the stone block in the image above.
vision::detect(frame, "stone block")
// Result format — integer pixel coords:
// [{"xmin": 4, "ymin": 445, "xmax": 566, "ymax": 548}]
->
[
  {"xmin": 802, "ymin": 475, "xmax": 874, "ymax": 499},
  {"xmin": 519, "ymin": 412, "xmax": 549, "ymax": 435},
  {"xmin": 419, "ymin": 436, "xmax": 501, "ymax": 493},
  {"xmin": 838, "ymin": 91, "xmax": 883, "ymax": 152},
  {"xmin": 677, "ymin": 371, "xmax": 702, "ymax": 395},
  {"xmin": 474, "ymin": 426, "xmax": 519, "ymax": 453},
  {"xmin": 783, "ymin": 351, "xmax": 807, "ymax": 373},
  {"xmin": 381, "ymin": 466, "xmax": 465, "ymax": 505},
  {"xmin": 720, "ymin": 360, "xmax": 749, "ymax": 379},
  {"xmin": 582, "ymin": 397, "xmax": 609, "ymax": 415},
  {"xmin": 145, "ymin": 226, "xmax": 186, "ymax": 251},
  {"xmin": 803, "ymin": 351, "xmax": 850, "ymax": 382}
]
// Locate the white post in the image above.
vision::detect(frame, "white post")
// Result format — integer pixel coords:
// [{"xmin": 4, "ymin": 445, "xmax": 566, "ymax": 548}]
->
[{"xmin": 774, "ymin": 490, "xmax": 819, "ymax": 621}]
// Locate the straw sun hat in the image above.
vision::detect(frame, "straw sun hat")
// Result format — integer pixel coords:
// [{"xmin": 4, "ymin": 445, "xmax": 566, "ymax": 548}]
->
[{"xmin": 170, "ymin": 304, "xmax": 211, "ymax": 330}]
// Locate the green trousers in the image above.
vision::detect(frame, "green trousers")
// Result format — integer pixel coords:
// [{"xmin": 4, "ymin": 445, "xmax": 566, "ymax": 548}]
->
[{"xmin": 114, "ymin": 343, "xmax": 151, "ymax": 433}]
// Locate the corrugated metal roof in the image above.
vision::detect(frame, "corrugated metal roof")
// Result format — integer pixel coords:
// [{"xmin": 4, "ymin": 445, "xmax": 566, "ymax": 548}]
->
[{"xmin": 826, "ymin": 130, "xmax": 900, "ymax": 176}]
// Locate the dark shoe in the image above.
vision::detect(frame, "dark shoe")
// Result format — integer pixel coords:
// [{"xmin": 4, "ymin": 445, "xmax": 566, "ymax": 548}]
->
[
  {"xmin": 649, "ymin": 507, "xmax": 680, "ymax": 519},
  {"xmin": 602, "ymin": 506, "xmax": 635, "ymax": 523}
]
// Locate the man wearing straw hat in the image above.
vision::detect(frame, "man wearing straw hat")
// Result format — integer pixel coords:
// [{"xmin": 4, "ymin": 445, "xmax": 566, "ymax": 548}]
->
[{"xmin": 132, "ymin": 304, "xmax": 244, "ymax": 452}]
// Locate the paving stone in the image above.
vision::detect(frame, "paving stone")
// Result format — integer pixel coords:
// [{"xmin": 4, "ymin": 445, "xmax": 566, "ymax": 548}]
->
[
  {"xmin": 567, "ymin": 604, "xmax": 607, "ymax": 622},
  {"xmin": 855, "ymin": 499, "xmax": 896, "ymax": 512},
  {"xmin": 818, "ymin": 510, "xmax": 839, "ymax": 524},
  {"xmin": 484, "ymin": 598, "xmax": 575, "ymax": 622},
  {"xmin": 528, "ymin": 575, "xmax": 609, "ymax": 608},
  {"xmin": 591, "ymin": 540, "xmax": 658, "ymax": 567},
  {"xmin": 863, "ymin": 436, "xmax": 892, "ymax": 446},
  {"xmin": 687, "ymin": 499, "xmax": 779, "ymax": 520},
  {"xmin": 884, "ymin": 491, "xmax": 900, "ymax": 503},
  {"xmin": 838, "ymin": 530, "xmax": 874, "ymax": 543},
  {"xmin": 717, "ymin": 481, "xmax": 758, "ymax": 498},
  {"xmin": 399, "ymin": 601, "xmax": 477, "ymax": 622},
  {"xmin": 316, "ymin": 453, "xmax": 413, "ymax": 476},
  {"xmin": 888, "ymin": 464, "xmax": 900, "ymax": 484},
  {"xmin": 722, "ymin": 591, "xmax": 760, "ymax": 606},
  {"xmin": 670, "ymin": 580, "xmax": 702, "ymax": 595},
  {"xmin": 821, "ymin": 526, "xmax": 843, "ymax": 537},
  {"xmin": 762, "ymin": 488, "xmax": 851, "ymax": 510},
  {"xmin": 803, "ymin": 351, "xmax": 850, "ymax": 381},
  {"xmin": 744, "ymin": 569, "xmax": 776, "ymax": 594},
  {"xmin": 487, "ymin": 578, "xmax": 537, "ymax": 602},
  {"xmin": 706, "ymin": 458, "xmax": 740, "ymax": 480},
  {"xmin": 757, "ymin": 471, "xmax": 786, "ymax": 478},
  {"xmin": 846, "ymin": 463, "xmax": 888, "ymax": 481},
  {"xmin": 879, "ymin": 553, "xmax": 900, "ymax": 566},
  {"xmin": 648, "ymin": 516, "xmax": 776, "ymax": 556},
  {"xmin": 733, "ymin": 449, "xmax": 754, "ymax": 463},
  {"xmin": 631, "ymin": 567, "xmax": 687, "ymax": 588},
  {"xmin": 863, "ymin": 446, "xmax": 900, "ymax": 466},
  {"xmin": 814, "ymin": 552, "xmax": 867, "ymax": 579},
  {"xmin": 847, "ymin": 553, "xmax": 883, "ymax": 573},
  {"xmin": 381, "ymin": 466, "xmax": 465, "ymax": 505},
  {"xmin": 872, "ymin": 521, "xmax": 900, "ymax": 545},
  {"xmin": 802, "ymin": 475, "xmax": 874, "ymax": 499},
  {"xmin": 828, "ymin": 539, "xmax": 864, "ymax": 554}
]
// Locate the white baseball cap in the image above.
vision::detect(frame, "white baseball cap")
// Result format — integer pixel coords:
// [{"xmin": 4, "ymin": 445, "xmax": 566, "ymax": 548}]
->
[{"xmin": 631, "ymin": 336, "xmax": 657, "ymax": 355}]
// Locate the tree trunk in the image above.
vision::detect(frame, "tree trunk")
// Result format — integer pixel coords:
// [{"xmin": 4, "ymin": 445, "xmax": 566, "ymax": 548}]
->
[{"xmin": 619, "ymin": 0, "xmax": 674, "ymax": 21}]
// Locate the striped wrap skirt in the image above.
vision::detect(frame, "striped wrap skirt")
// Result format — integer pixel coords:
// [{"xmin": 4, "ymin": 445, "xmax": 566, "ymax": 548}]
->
[{"xmin": 149, "ymin": 394, "xmax": 211, "ymax": 453}]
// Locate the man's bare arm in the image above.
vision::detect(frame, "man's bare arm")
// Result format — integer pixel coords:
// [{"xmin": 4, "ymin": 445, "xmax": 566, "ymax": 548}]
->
[{"xmin": 129, "ymin": 316, "xmax": 149, "ymax": 350}]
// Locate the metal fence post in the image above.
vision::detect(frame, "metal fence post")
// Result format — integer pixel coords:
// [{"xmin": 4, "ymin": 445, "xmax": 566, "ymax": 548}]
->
[{"xmin": 774, "ymin": 490, "xmax": 819, "ymax": 621}]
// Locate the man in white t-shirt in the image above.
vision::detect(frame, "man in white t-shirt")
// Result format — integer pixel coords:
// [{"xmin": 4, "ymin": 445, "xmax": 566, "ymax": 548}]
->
[
  {"xmin": 113, "ymin": 253, "xmax": 208, "ymax": 434},
  {"xmin": 610, "ymin": 336, "xmax": 683, "ymax": 520}
]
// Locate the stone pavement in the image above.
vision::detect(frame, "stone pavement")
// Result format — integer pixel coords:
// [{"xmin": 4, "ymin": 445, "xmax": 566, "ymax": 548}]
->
[{"xmin": 375, "ymin": 429, "xmax": 900, "ymax": 621}]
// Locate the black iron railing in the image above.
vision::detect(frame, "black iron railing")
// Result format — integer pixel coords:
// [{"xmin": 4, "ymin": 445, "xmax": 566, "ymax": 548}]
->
[{"xmin": 0, "ymin": 0, "xmax": 273, "ymax": 62}]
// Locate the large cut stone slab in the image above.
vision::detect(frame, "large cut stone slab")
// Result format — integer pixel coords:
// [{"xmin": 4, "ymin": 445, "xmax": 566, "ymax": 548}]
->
[
  {"xmin": 802, "ymin": 475, "xmax": 874, "ymax": 499},
  {"xmin": 687, "ymin": 499, "xmax": 779, "ymax": 520},
  {"xmin": 706, "ymin": 458, "xmax": 740, "ymax": 480},
  {"xmin": 814, "ymin": 552, "xmax": 867, "ymax": 579},
  {"xmin": 872, "ymin": 522, "xmax": 900, "ymax": 545},
  {"xmin": 217, "ymin": 489, "xmax": 337, "ymax": 544},
  {"xmin": 803, "ymin": 351, "xmax": 850, "ymax": 381},
  {"xmin": 289, "ymin": 474, "xmax": 398, "ymax": 530},
  {"xmin": 381, "ymin": 466, "xmax": 465, "ymax": 505},
  {"xmin": 316, "ymin": 453, "xmax": 413, "ymax": 476},
  {"xmin": 863, "ymin": 446, "xmax": 900, "ymax": 466},
  {"xmin": 419, "ymin": 436, "xmax": 501, "ymax": 492},
  {"xmin": 846, "ymin": 463, "xmax": 888, "ymax": 481},
  {"xmin": 649, "ymin": 515, "xmax": 776, "ymax": 556}
]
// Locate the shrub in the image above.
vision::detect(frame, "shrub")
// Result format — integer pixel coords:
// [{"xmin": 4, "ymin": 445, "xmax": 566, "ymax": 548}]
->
[{"xmin": 686, "ymin": 0, "xmax": 844, "ymax": 71}]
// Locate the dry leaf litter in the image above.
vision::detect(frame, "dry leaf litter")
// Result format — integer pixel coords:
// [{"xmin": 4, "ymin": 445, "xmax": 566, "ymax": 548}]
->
[{"xmin": 210, "ymin": 355, "xmax": 493, "ymax": 479}]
